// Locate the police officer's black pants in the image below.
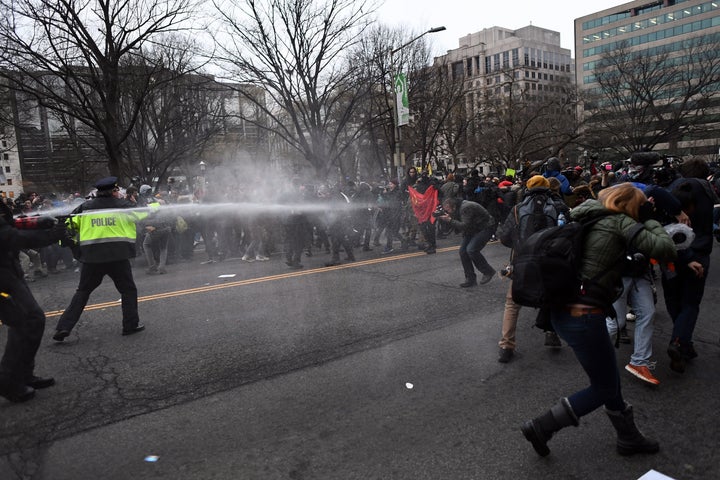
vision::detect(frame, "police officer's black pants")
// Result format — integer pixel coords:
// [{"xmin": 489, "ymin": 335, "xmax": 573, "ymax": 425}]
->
[
  {"xmin": 56, "ymin": 260, "xmax": 140, "ymax": 333},
  {"xmin": 0, "ymin": 278, "xmax": 45, "ymax": 383}
]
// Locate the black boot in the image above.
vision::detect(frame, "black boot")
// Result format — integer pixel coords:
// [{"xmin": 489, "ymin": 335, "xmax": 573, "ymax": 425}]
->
[
  {"xmin": 0, "ymin": 376, "xmax": 36, "ymax": 403},
  {"xmin": 521, "ymin": 397, "xmax": 578, "ymax": 456},
  {"xmin": 605, "ymin": 403, "xmax": 659, "ymax": 456}
]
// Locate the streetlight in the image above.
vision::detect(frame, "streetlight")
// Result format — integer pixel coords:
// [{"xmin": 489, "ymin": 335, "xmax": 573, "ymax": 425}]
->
[
  {"xmin": 196, "ymin": 161, "xmax": 206, "ymax": 201},
  {"xmin": 390, "ymin": 26, "xmax": 446, "ymax": 184}
]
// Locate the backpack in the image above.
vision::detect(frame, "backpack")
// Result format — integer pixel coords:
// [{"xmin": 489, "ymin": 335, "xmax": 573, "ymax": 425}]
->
[
  {"xmin": 498, "ymin": 191, "xmax": 559, "ymax": 250},
  {"xmin": 516, "ymin": 193, "xmax": 559, "ymax": 245},
  {"xmin": 511, "ymin": 214, "xmax": 645, "ymax": 309},
  {"xmin": 510, "ymin": 215, "xmax": 606, "ymax": 309}
]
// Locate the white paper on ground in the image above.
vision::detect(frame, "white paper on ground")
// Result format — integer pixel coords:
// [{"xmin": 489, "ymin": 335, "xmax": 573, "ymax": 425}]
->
[{"xmin": 637, "ymin": 470, "xmax": 675, "ymax": 480}]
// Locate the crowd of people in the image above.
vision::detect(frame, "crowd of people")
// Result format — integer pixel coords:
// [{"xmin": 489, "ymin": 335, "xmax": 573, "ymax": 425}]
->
[{"xmin": 1, "ymin": 155, "xmax": 719, "ymax": 461}]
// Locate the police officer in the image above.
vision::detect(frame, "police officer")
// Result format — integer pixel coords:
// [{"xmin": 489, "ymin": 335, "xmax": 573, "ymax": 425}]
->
[
  {"xmin": 53, "ymin": 177, "xmax": 147, "ymax": 342},
  {"xmin": 0, "ymin": 201, "xmax": 67, "ymax": 402}
]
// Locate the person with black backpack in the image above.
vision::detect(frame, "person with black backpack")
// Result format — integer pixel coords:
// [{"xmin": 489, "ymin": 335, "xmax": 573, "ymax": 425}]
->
[
  {"xmin": 521, "ymin": 183, "xmax": 676, "ymax": 458},
  {"xmin": 495, "ymin": 175, "xmax": 569, "ymax": 363}
]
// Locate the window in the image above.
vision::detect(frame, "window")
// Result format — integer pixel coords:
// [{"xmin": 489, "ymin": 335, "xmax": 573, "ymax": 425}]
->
[
  {"xmin": 6, "ymin": 179, "xmax": 11, "ymax": 185},
  {"xmin": 1, "ymin": 140, "xmax": 6, "ymax": 148},
  {"xmin": 452, "ymin": 61, "xmax": 464, "ymax": 79},
  {"xmin": 4, "ymin": 166, "xmax": 9, "ymax": 173},
  {"xmin": 2, "ymin": 153, "xmax": 8, "ymax": 160}
]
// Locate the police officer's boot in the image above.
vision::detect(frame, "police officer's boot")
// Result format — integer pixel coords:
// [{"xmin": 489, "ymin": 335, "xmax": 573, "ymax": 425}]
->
[
  {"xmin": 605, "ymin": 402, "xmax": 659, "ymax": 456},
  {"xmin": 521, "ymin": 397, "xmax": 578, "ymax": 456}
]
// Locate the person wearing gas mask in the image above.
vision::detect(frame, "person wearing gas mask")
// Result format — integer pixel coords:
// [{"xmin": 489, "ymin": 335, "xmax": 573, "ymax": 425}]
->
[{"xmin": 662, "ymin": 159, "xmax": 719, "ymax": 373}]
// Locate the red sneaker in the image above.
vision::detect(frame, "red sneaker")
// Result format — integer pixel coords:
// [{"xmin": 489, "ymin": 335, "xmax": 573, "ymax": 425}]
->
[{"xmin": 625, "ymin": 364, "xmax": 660, "ymax": 385}]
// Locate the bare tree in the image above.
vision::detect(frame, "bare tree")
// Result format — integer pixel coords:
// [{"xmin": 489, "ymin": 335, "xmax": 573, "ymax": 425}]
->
[
  {"xmin": 471, "ymin": 69, "xmax": 580, "ymax": 173},
  {"xmin": 588, "ymin": 36, "xmax": 720, "ymax": 156},
  {"xmin": 405, "ymin": 59, "xmax": 466, "ymax": 173},
  {"xmin": 0, "ymin": 0, "xmax": 199, "ymax": 179},
  {"xmin": 120, "ymin": 37, "xmax": 228, "ymax": 187},
  {"xmin": 212, "ymin": 0, "xmax": 381, "ymax": 180}
]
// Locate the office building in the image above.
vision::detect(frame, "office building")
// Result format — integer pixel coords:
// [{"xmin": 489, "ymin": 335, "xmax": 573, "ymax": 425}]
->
[
  {"xmin": 434, "ymin": 26, "xmax": 574, "ymax": 170},
  {"xmin": 576, "ymin": 0, "xmax": 720, "ymax": 157}
]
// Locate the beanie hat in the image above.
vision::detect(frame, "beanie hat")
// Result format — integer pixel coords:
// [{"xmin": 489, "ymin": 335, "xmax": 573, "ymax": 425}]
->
[
  {"xmin": 546, "ymin": 157, "xmax": 561, "ymax": 172},
  {"xmin": 526, "ymin": 175, "xmax": 550, "ymax": 189}
]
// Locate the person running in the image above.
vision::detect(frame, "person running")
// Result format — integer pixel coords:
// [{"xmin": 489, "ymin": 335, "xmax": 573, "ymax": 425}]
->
[{"xmin": 521, "ymin": 183, "xmax": 676, "ymax": 457}]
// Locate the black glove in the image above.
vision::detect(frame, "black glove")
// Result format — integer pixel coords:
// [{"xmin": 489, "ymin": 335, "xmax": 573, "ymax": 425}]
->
[
  {"xmin": 49, "ymin": 223, "xmax": 70, "ymax": 244},
  {"xmin": 638, "ymin": 201, "xmax": 655, "ymax": 223}
]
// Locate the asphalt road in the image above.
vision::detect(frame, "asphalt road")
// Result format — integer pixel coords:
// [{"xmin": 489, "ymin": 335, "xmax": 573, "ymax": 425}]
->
[{"xmin": 1, "ymin": 235, "xmax": 719, "ymax": 480}]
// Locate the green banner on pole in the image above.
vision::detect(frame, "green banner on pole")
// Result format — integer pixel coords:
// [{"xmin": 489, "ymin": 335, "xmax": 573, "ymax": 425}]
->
[{"xmin": 394, "ymin": 73, "xmax": 409, "ymax": 126}]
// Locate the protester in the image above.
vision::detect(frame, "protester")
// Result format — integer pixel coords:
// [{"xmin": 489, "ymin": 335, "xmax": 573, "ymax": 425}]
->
[
  {"xmin": 521, "ymin": 183, "xmax": 676, "ymax": 457},
  {"xmin": 662, "ymin": 159, "xmax": 719, "ymax": 373},
  {"xmin": 495, "ymin": 175, "xmax": 569, "ymax": 363}
]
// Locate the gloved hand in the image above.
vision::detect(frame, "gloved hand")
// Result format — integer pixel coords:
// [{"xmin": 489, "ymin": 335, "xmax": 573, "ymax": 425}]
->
[
  {"xmin": 50, "ymin": 223, "xmax": 71, "ymax": 244},
  {"xmin": 638, "ymin": 201, "xmax": 655, "ymax": 223}
]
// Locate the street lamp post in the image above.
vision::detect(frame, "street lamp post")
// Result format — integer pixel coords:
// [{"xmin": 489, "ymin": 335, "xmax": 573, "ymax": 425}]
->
[
  {"xmin": 196, "ymin": 161, "xmax": 206, "ymax": 201},
  {"xmin": 390, "ymin": 26, "xmax": 446, "ymax": 185}
]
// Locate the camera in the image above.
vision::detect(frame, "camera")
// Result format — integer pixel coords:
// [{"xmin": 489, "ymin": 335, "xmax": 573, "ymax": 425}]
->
[
  {"xmin": 499, "ymin": 265, "xmax": 513, "ymax": 277},
  {"xmin": 432, "ymin": 205, "xmax": 446, "ymax": 218}
]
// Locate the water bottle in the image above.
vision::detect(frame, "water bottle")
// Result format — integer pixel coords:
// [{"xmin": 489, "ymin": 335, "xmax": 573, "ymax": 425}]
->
[{"xmin": 557, "ymin": 213, "xmax": 566, "ymax": 226}]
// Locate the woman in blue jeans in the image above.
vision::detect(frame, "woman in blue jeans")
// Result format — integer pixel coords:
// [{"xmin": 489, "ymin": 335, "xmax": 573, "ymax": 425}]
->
[{"xmin": 521, "ymin": 183, "xmax": 676, "ymax": 457}]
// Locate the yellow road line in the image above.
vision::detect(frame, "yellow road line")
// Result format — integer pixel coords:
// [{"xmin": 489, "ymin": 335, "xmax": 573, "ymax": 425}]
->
[{"xmin": 44, "ymin": 246, "xmax": 459, "ymax": 318}]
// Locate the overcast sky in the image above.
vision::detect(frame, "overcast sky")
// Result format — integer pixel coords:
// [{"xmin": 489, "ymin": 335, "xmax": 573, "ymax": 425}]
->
[{"xmin": 375, "ymin": 0, "xmax": 623, "ymax": 57}]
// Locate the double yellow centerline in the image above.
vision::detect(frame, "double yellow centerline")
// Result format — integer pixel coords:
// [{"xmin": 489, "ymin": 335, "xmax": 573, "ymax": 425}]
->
[{"xmin": 43, "ymin": 246, "xmax": 458, "ymax": 318}]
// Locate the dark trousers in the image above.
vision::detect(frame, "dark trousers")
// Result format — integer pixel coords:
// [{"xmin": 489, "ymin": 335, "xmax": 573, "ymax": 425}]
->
[
  {"xmin": 329, "ymin": 222, "xmax": 355, "ymax": 261},
  {"xmin": 0, "ymin": 277, "xmax": 45, "ymax": 382},
  {"xmin": 419, "ymin": 220, "xmax": 436, "ymax": 249},
  {"xmin": 662, "ymin": 255, "xmax": 709, "ymax": 346},
  {"xmin": 551, "ymin": 309, "xmax": 624, "ymax": 416},
  {"xmin": 459, "ymin": 229, "xmax": 495, "ymax": 281},
  {"xmin": 284, "ymin": 220, "xmax": 306, "ymax": 265},
  {"xmin": 56, "ymin": 260, "xmax": 139, "ymax": 333}
]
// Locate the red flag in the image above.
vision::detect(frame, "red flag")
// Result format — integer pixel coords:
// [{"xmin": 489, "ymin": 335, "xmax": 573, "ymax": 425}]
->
[{"xmin": 407, "ymin": 185, "xmax": 439, "ymax": 224}]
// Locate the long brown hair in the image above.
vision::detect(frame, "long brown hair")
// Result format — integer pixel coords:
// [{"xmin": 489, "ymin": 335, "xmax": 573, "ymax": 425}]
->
[{"xmin": 597, "ymin": 183, "xmax": 646, "ymax": 221}]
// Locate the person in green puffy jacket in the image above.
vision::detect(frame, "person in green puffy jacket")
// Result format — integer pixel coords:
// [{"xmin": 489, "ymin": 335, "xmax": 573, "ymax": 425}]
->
[{"xmin": 522, "ymin": 183, "xmax": 676, "ymax": 458}]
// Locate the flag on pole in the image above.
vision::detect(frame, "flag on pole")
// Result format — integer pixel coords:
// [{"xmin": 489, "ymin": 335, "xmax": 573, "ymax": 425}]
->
[
  {"xmin": 407, "ymin": 185, "xmax": 439, "ymax": 224},
  {"xmin": 394, "ymin": 73, "xmax": 410, "ymax": 126}
]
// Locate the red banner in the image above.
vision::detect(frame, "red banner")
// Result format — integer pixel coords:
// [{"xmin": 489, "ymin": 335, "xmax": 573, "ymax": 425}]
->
[{"xmin": 407, "ymin": 185, "xmax": 439, "ymax": 224}]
